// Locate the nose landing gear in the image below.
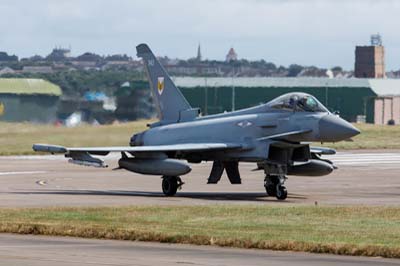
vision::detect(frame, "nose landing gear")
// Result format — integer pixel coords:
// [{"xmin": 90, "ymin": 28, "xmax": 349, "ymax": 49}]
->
[
  {"xmin": 161, "ymin": 176, "xmax": 184, "ymax": 196},
  {"xmin": 264, "ymin": 174, "xmax": 288, "ymax": 200}
]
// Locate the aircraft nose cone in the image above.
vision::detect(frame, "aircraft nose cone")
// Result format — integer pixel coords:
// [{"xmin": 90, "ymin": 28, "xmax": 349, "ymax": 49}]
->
[{"xmin": 319, "ymin": 115, "xmax": 360, "ymax": 142}]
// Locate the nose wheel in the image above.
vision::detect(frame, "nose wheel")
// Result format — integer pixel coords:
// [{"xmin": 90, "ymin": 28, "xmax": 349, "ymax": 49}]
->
[
  {"xmin": 275, "ymin": 185, "xmax": 287, "ymax": 200},
  {"xmin": 162, "ymin": 176, "xmax": 184, "ymax": 196},
  {"xmin": 264, "ymin": 174, "xmax": 288, "ymax": 200}
]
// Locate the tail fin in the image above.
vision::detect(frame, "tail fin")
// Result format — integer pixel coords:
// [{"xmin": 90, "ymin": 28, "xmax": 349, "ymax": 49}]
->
[{"xmin": 137, "ymin": 43, "xmax": 197, "ymax": 124}]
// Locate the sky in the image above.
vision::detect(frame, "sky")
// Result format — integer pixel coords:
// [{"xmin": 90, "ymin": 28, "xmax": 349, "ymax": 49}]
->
[{"xmin": 0, "ymin": 0, "xmax": 399, "ymax": 70}]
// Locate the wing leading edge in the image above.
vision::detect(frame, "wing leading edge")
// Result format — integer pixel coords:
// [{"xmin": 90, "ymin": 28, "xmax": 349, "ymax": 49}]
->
[
  {"xmin": 33, "ymin": 143, "xmax": 243, "ymax": 155},
  {"xmin": 33, "ymin": 143, "xmax": 243, "ymax": 168}
]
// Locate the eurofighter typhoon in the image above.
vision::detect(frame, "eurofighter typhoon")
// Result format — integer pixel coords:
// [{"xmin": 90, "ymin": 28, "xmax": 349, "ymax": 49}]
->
[{"xmin": 33, "ymin": 44, "xmax": 360, "ymax": 200}]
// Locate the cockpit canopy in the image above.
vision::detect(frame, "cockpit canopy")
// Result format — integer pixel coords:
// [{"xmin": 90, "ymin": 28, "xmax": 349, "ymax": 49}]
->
[{"xmin": 267, "ymin": 93, "xmax": 329, "ymax": 113}]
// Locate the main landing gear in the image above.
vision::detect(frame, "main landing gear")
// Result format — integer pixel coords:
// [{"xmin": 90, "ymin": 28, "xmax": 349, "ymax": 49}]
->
[
  {"xmin": 161, "ymin": 176, "xmax": 184, "ymax": 196},
  {"xmin": 264, "ymin": 174, "xmax": 288, "ymax": 200}
]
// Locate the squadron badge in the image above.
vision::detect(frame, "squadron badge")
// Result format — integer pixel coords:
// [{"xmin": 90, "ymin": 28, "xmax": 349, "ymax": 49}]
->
[
  {"xmin": 157, "ymin": 77, "xmax": 165, "ymax": 95},
  {"xmin": 0, "ymin": 102, "xmax": 4, "ymax": 116}
]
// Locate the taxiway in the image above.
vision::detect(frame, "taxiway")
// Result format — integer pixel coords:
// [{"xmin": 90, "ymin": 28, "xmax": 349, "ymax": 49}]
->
[{"xmin": 0, "ymin": 234, "xmax": 398, "ymax": 266}]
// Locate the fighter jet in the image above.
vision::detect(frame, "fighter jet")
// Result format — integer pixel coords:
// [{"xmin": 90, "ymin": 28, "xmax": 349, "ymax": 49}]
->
[{"xmin": 33, "ymin": 44, "xmax": 360, "ymax": 200}]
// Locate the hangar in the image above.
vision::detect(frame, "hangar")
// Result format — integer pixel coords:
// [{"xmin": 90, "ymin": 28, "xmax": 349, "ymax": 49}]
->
[
  {"xmin": 171, "ymin": 77, "xmax": 400, "ymax": 124},
  {"xmin": 0, "ymin": 78, "xmax": 61, "ymax": 123}
]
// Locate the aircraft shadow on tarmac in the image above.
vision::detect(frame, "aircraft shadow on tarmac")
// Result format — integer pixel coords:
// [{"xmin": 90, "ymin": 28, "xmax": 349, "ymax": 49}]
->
[{"xmin": 10, "ymin": 189, "xmax": 306, "ymax": 202}]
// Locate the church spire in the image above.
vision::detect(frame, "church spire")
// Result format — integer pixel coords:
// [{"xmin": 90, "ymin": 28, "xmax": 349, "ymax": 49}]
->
[{"xmin": 196, "ymin": 43, "xmax": 202, "ymax": 62}]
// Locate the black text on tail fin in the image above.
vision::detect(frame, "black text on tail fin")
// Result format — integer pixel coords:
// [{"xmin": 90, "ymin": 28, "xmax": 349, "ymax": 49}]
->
[{"xmin": 136, "ymin": 44, "xmax": 198, "ymax": 124}]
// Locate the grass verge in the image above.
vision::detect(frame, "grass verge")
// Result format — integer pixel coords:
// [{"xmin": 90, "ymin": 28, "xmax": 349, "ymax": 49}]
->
[
  {"xmin": 0, "ymin": 120, "xmax": 150, "ymax": 155},
  {"xmin": 320, "ymin": 123, "xmax": 400, "ymax": 150},
  {"xmin": 0, "ymin": 205, "xmax": 400, "ymax": 258}
]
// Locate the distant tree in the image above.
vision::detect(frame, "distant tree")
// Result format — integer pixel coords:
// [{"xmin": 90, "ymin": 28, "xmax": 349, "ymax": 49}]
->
[
  {"xmin": 105, "ymin": 54, "xmax": 131, "ymax": 61},
  {"xmin": 287, "ymin": 64, "xmax": 304, "ymax": 77},
  {"xmin": 331, "ymin": 66, "xmax": 343, "ymax": 72},
  {"xmin": 76, "ymin": 52, "xmax": 103, "ymax": 62},
  {"xmin": 0, "ymin": 52, "xmax": 18, "ymax": 61}
]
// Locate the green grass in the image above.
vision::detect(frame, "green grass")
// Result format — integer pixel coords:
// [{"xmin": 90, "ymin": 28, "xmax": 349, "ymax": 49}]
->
[
  {"xmin": 1, "ymin": 205, "xmax": 400, "ymax": 258},
  {"xmin": 0, "ymin": 121, "xmax": 150, "ymax": 155},
  {"xmin": 0, "ymin": 121, "xmax": 399, "ymax": 155},
  {"xmin": 319, "ymin": 123, "xmax": 400, "ymax": 150}
]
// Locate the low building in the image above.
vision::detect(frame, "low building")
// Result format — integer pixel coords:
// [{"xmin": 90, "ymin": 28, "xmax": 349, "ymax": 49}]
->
[
  {"xmin": 170, "ymin": 77, "xmax": 400, "ymax": 124},
  {"xmin": 166, "ymin": 65, "xmax": 222, "ymax": 76},
  {"xmin": 368, "ymin": 79, "xmax": 400, "ymax": 125},
  {"xmin": 0, "ymin": 67, "xmax": 16, "ymax": 76},
  {"xmin": 22, "ymin": 66, "xmax": 53, "ymax": 74},
  {"xmin": 0, "ymin": 78, "xmax": 61, "ymax": 123}
]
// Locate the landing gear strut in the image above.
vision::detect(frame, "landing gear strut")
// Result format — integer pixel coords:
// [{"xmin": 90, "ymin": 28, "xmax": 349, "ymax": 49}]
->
[
  {"xmin": 161, "ymin": 176, "xmax": 184, "ymax": 196},
  {"xmin": 264, "ymin": 174, "xmax": 288, "ymax": 200}
]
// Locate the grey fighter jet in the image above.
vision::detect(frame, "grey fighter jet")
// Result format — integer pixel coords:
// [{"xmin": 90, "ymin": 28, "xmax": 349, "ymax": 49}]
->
[{"xmin": 33, "ymin": 44, "xmax": 360, "ymax": 200}]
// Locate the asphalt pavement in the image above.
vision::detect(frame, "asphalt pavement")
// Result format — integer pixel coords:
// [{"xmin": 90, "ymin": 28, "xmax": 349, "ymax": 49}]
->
[
  {"xmin": 0, "ymin": 234, "xmax": 398, "ymax": 266},
  {"xmin": 1, "ymin": 151, "xmax": 400, "ymax": 264},
  {"xmin": 0, "ymin": 150, "xmax": 400, "ymax": 206}
]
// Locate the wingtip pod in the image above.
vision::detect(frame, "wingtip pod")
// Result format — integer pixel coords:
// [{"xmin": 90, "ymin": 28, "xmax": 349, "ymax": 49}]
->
[
  {"xmin": 136, "ymin": 43, "xmax": 152, "ymax": 57},
  {"xmin": 32, "ymin": 144, "xmax": 67, "ymax": 154}
]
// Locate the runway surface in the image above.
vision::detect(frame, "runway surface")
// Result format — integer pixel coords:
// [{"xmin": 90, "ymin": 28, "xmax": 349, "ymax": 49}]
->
[
  {"xmin": 0, "ymin": 150, "xmax": 399, "ymax": 206},
  {"xmin": 0, "ymin": 234, "xmax": 398, "ymax": 266},
  {"xmin": 1, "ymin": 151, "xmax": 400, "ymax": 265}
]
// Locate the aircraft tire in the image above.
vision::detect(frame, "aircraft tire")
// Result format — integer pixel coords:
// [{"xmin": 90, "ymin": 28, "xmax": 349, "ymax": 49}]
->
[
  {"xmin": 265, "ymin": 185, "xmax": 276, "ymax": 197},
  {"xmin": 264, "ymin": 175, "xmax": 278, "ymax": 196},
  {"xmin": 276, "ymin": 185, "xmax": 287, "ymax": 200},
  {"xmin": 162, "ymin": 176, "xmax": 178, "ymax": 196}
]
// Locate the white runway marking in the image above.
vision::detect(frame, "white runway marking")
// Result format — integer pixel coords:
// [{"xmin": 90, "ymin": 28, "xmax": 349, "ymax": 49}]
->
[
  {"xmin": 4, "ymin": 155, "xmax": 64, "ymax": 160},
  {"xmin": 0, "ymin": 171, "xmax": 47, "ymax": 176},
  {"xmin": 327, "ymin": 152, "xmax": 400, "ymax": 166},
  {"xmin": 36, "ymin": 180, "xmax": 48, "ymax": 186},
  {"xmin": 4, "ymin": 153, "xmax": 120, "ymax": 160}
]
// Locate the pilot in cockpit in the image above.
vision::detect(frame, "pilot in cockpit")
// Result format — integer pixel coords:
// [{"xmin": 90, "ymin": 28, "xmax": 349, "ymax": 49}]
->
[{"xmin": 268, "ymin": 93, "xmax": 328, "ymax": 113}]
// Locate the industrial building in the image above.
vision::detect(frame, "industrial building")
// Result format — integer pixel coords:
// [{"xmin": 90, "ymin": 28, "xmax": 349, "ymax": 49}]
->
[
  {"xmin": 0, "ymin": 78, "xmax": 61, "ymax": 123},
  {"xmin": 171, "ymin": 77, "xmax": 400, "ymax": 125},
  {"xmin": 355, "ymin": 34, "xmax": 385, "ymax": 78}
]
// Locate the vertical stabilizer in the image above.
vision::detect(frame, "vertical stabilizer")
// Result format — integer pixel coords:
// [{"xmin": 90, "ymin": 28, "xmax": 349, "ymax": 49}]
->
[{"xmin": 136, "ymin": 44, "xmax": 194, "ymax": 123}]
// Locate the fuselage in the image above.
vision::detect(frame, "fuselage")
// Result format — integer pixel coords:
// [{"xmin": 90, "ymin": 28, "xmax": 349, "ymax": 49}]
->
[{"xmin": 130, "ymin": 93, "xmax": 360, "ymax": 162}]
